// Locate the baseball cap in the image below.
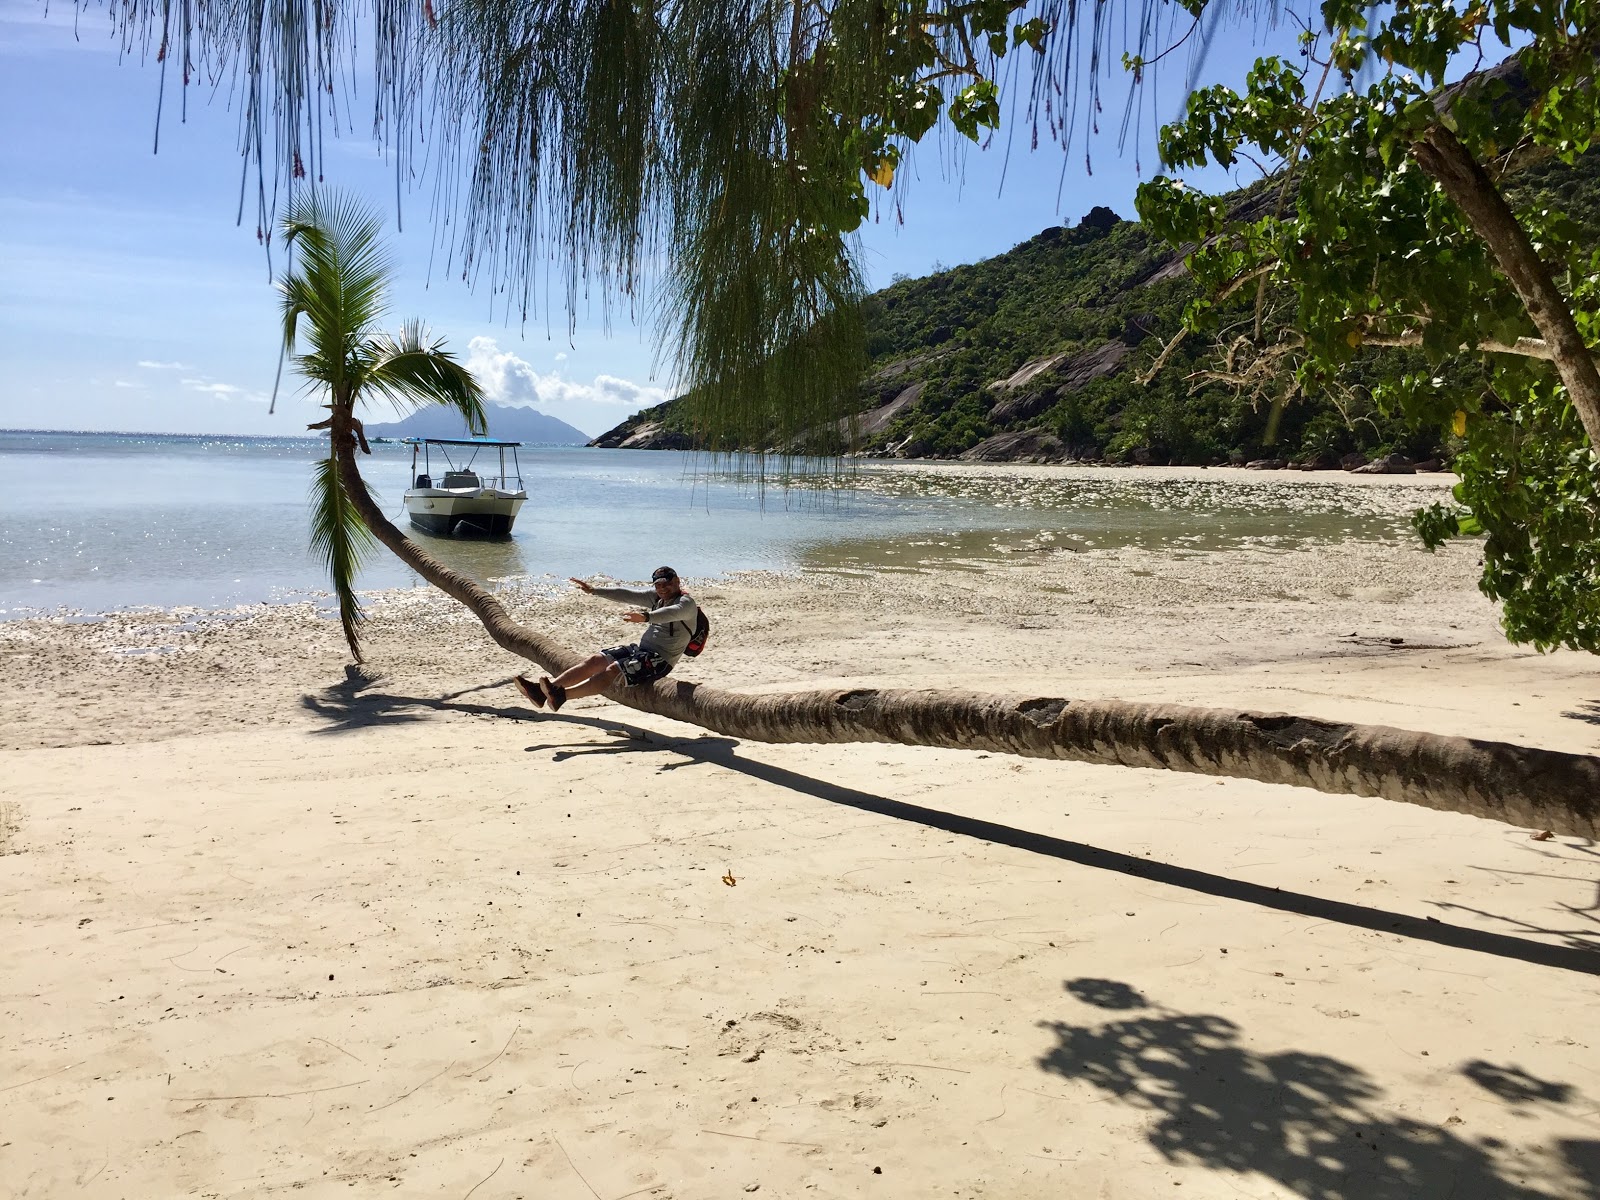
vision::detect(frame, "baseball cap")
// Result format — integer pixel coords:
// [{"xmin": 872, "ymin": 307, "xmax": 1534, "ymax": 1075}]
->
[{"xmin": 651, "ymin": 566, "xmax": 678, "ymax": 582}]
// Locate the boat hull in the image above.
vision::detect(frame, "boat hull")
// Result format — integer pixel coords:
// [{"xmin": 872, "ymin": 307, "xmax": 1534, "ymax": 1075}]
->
[{"xmin": 403, "ymin": 489, "xmax": 526, "ymax": 537}]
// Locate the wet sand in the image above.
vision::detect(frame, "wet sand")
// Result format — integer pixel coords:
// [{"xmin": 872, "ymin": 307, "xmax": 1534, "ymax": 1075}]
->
[{"xmin": 3, "ymin": 468, "xmax": 1598, "ymax": 1198}]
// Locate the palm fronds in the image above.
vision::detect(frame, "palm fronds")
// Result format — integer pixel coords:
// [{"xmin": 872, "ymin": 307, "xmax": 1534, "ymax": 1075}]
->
[
  {"xmin": 280, "ymin": 192, "xmax": 395, "ymax": 393},
  {"xmin": 309, "ymin": 452, "xmax": 378, "ymax": 661},
  {"xmin": 359, "ymin": 321, "xmax": 488, "ymax": 435}
]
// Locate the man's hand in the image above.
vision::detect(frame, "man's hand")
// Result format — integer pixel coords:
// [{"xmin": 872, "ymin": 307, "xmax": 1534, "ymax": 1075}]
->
[
  {"xmin": 622, "ymin": 611, "xmax": 647, "ymax": 623},
  {"xmin": 569, "ymin": 577, "xmax": 594, "ymax": 594}
]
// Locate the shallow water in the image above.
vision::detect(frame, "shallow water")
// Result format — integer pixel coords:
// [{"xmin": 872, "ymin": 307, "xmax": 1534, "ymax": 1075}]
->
[{"xmin": 0, "ymin": 432, "xmax": 1450, "ymax": 617}]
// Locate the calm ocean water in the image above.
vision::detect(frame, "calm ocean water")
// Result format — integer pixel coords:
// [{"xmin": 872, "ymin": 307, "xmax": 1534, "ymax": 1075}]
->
[{"xmin": 0, "ymin": 431, "xmax": 1436, "ymax": 617}]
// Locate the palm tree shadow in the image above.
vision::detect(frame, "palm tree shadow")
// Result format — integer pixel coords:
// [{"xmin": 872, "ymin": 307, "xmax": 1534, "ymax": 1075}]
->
[
  {"xmin": 529, "ymin": 714, "xmax": 1600, "ymax": 976},
  {"xmin": 1431, "ymin": 895, "xmax": 1600, "ymax": 956},
  {"xmin": 1039, "ymin": 979, "xmax": 1596, "ymax": 1198},
  {"xmin": 1438, "ymin": 839, "xmax": 1600, "ymax": 955},
  {"xmin": 297, "ymin": 693, "xmax": 1600, "ymax": 975},
  {"xmin": 301, "ymin": 669, "xmax": 534, "ymax": 732}
]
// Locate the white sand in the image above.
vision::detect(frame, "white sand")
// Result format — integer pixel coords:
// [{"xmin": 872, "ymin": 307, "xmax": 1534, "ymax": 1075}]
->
[{"xmin": 3, "ymin": 468, "xmax": 1598, "ymax": 1198}]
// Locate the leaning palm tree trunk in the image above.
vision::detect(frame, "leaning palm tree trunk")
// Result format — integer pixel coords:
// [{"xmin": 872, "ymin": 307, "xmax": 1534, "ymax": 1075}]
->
[{"xmin": 330, "ymin": 428, "xmax": 1600, "ymax": 840}]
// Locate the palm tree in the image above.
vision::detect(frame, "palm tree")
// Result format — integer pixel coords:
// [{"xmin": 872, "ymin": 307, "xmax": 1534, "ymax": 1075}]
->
[
  {"xmin": 279, "ymin": 190, "xmax": 489, "ymax": 661},
  {"xmin": 103, "ymin": 7, "xmax": 1600, "ymax": 834}
]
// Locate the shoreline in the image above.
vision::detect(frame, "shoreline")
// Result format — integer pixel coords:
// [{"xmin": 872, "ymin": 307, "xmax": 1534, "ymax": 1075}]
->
[
  {"xmin": 1, "ymin": 462, "xmax": 1460, "ymax": 626},
  {"xmin": 6, "ymin": 515, "xmax": 1594, "ymax": 756}
]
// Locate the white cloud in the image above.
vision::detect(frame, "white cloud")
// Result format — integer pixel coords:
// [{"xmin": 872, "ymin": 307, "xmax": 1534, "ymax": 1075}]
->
[
  {"xmin": 554, "ymin": 351, "xmax": 568, "ymax": 362},
  {"xmin": 466, "ymin": 336, "xmax": 667, "ymax": 411},
  {"xmin": 173, "ymin": 377, "xmax": 268, "ymax": 406},
  {"xmin": 137, "ymin": 360, "xmax": 191, "ymax": 370},
  {"xmin": 183, "ymin": 379, "xmax": 244, "ymax": 396},
  {"xmin": 114, "ymin": 380, "xmax": 144, "ymax": 389}
]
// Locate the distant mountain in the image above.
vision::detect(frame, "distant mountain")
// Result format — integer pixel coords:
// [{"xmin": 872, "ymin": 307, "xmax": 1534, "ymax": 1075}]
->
[{"xmin": 365, "ymin": 402, "xmax": 590, "ymax": 444}]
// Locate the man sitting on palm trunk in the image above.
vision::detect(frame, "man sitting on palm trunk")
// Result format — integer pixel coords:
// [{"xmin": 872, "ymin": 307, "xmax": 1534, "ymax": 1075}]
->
[{"xmin": 514, "ymin": 566, "xmax": 699, "ymax": 712}]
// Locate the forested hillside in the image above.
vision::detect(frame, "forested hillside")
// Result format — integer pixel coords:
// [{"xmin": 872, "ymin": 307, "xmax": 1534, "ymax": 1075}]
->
[{"xmin": 593, "ymin": 151, "xmax": 1600, "ymax": 466}]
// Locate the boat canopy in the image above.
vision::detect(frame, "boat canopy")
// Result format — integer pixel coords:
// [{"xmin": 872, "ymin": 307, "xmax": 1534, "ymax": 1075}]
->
[{"xmin": 401, "ymin": 437, "xmax": 523, "ymax": 447}]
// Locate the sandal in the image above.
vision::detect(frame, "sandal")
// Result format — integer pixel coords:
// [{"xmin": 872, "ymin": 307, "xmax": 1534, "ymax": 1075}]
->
[
  {"xmin": 513, "ymin": 675, "xmax": 545, "ymax": 708},
  {"xmin": 539, "ymin": 676, "xmax": 567, "ymax": 712}
]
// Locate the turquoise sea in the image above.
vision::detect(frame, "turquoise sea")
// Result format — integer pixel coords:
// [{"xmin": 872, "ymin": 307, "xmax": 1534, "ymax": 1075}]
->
[{"xmin": 0, "ymin": 431, "xmax": 1443, "ymax": 618}]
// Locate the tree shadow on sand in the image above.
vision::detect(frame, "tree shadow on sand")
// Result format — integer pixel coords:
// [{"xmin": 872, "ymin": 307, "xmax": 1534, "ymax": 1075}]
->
[
  {"xmin": 1437, "ymin": 838, "xmax": 1600, "ymax": 956},
  {"xmin": 1038, "ymin": 979, "xmax": 1597, "ymax": 1199},
  {"xmin": 1461, "ymin": 1060, "xmax": 1574, "ymax": 1106},
  {"xmin": 1561, "ymin": 700, "xmax": 1600, "ymax": 727},
  {"xmin": 300, "ymin": 668, "xmax": 530, "ymax": 732}
]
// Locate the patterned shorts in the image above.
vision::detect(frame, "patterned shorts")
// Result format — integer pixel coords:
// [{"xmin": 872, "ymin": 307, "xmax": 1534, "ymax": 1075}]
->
[{"xmin": 602, "ymin": 644, "xmax": 673, "ymax": 687}]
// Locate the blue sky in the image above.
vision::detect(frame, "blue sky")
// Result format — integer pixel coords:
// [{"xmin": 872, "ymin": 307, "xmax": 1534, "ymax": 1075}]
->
[{"xmin": 0, "ymin": 1, "xmax": 1297, "ymax": 438}]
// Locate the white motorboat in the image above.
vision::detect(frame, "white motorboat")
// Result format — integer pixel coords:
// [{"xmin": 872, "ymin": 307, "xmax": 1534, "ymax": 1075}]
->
[{"xmin": 402, "ymin": 437, "xmax": 527, "ymax": 537}]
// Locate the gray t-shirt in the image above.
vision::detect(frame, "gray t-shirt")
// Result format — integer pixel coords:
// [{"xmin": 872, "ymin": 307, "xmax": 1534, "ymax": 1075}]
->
[{"xmin": 591, "ymin": 586, "xmax": 700, "ymax": 663}]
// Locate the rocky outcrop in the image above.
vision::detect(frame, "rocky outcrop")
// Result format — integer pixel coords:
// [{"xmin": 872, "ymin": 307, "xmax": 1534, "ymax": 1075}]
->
[
  {"xmin": 959, "ymin": 430, "xmax": 1072, "ymax": 463},
  {"xmin": 1122, "ymin": 314, "xmax": 1159, "ymax": 346},
  {"xmin": 867, "ymin": 352, "xmax": 938, "ymax": 391},
  {"xmin": 1353, "ymin": 453, "xmax": 1417, "ymax": 475},
  {"xmin": 590, "ymin": 421, "xmax": 696, "ymax": 451},
  {"xmin": 1288, "ymin": 453, "xmax": 1342, "ymax": 470},
  {"xmin": 1080, "ymin": 205, "xmax": 1121, "ymax": 235},
  {"xmin": 989, "ymin": 341, "xmax": 1131, "ymax": 426},
  {"xmin": 992, "ymin": 352, "xmax": 1076, "ymax": 393},
  {"xmin": 853, "ymin": 381, "xmax": 924, "ymax": 442},
  {"xmin": 1140, "ymin": 253, "xmax": 1190, "ymax": 287},
  {"xmin": 782, "ymin": 379, "xmax": 925, "ymax": 454}
]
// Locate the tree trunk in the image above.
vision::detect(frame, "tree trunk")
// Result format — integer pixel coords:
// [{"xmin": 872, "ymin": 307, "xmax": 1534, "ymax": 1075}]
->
[
  {"xmin": 331, "ymin": 434, "xmax": 1600, "ymax": 839},
  {"xmin": 1411, "ymin": 121, "xmax": 1600, "ymax": 449}
]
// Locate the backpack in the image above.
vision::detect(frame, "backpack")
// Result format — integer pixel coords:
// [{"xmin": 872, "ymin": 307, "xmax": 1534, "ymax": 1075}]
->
[{"xmin": 683, "ymin": 606, "xmax": 710, "ymax": 657}]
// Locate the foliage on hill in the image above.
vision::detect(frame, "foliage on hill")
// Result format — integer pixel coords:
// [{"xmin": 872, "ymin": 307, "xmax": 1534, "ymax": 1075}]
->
[{"xmin": 592, "ymin": 151, "xmax": 1600, "ymax": 467}]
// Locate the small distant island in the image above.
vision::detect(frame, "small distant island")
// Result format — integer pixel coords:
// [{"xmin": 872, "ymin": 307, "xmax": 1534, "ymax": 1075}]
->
[{"xmin": 367, "ymin": 401, "xmax": 590, "ymax": 445}]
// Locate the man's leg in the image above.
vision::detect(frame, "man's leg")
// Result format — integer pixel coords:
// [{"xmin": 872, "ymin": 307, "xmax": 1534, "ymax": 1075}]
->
[
  {"xmin": 516, "ymin": 652, "xmax": 613, "ymax": 711},
  {"xmin": 552, "ymin": 654, "xmax": 612, "ymax": 690},
  {"xmin": 558, "ymin": 660, "xmax": 623, "ymax": 700},
  {"xmin": 540, "ymin": 657, "xmax": 623, "ymax": 709}
]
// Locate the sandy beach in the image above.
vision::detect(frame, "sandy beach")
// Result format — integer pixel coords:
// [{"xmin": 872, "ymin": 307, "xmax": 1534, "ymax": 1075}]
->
[{"xmin": 3, "ymin": 466, "xmax": 1598, "ymax": 1198}]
